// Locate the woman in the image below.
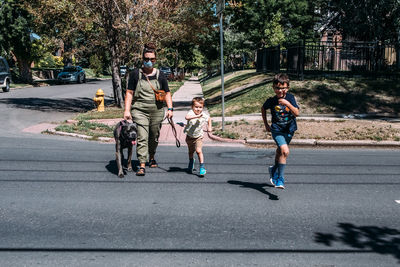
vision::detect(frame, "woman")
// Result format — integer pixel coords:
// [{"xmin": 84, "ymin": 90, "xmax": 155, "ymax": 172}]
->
[{"xmin": 124, "ymin": 43, "xmax": 173, "ymax": 176}]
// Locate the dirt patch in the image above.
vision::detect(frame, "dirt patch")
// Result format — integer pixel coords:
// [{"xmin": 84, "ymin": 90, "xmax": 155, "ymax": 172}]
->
[{"xmin": 213, "ymin": 119, "xmax": 400, "ymax": 141}]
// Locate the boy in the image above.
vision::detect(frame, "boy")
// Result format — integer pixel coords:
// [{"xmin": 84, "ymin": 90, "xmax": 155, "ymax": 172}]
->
[
  {"xmin": 184, "ymin": 97, "xmax": 212, "ymax": 177},
  {"xmin": 261, "ymin": 73, "xmax": 299, "ymax": 189}
]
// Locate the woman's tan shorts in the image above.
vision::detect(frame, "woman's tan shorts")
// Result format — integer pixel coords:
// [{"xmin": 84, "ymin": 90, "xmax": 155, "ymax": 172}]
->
[{"xmin": 185, "ymin": 135, "xmax": 203, "ymax": 155}]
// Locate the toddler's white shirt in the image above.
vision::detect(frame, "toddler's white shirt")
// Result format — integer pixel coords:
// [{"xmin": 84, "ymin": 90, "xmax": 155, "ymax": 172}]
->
[{"xmin": 183, "ymin": 110, "xmax": 209, "ymax": 138}]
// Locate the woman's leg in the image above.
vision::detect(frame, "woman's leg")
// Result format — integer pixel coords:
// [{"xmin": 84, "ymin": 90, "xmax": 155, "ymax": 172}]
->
[
  {"xmin": 148, "ymin": 109, "xmax": 164, "ymax": 161},
  {"xmin": 132, "ymin": 109, "xmax": 150, "ymax": 166}
]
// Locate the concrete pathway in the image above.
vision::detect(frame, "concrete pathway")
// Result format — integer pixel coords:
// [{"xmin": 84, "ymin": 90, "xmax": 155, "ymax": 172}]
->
[{"xmin": 158, "ymin": 77, "xmax": 220, "ymax": 145}]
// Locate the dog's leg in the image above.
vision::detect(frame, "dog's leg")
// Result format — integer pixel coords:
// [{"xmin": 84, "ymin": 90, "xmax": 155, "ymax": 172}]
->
[
  {"xmin": 116, "ymin": 143, "xmax": 124, "ymax": 178},
  {"xmin": 127, "ymin": 145, "xmax": 133, "ymax": 172}
]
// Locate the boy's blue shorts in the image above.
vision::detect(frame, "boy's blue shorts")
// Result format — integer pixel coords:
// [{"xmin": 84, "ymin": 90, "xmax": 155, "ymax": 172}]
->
[{"xmin": 272, "ymin": 131, "xmax": 293, "ymax": 147}]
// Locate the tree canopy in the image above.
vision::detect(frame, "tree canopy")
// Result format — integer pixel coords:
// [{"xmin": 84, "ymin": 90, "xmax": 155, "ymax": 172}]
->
[{"xmin": 329, "ymin": 0, "xmax": 400, "ymax": 43}]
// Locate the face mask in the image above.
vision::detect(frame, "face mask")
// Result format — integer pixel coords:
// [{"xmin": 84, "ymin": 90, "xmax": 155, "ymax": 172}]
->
[{"xmin": 144, "ymin": 61, "xmax": 153, "ymax": 68}]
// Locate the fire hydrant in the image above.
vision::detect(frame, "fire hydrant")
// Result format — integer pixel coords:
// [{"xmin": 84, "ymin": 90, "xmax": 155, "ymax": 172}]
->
[{"xmin": 93, "ymin": 89, "xmax": 105, "ymax": 112}]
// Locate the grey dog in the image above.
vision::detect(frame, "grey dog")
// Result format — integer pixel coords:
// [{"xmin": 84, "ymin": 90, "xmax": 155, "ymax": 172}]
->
[{"xmin": 114, "ymin": 120, "xmax": 137, "ymax": 178}]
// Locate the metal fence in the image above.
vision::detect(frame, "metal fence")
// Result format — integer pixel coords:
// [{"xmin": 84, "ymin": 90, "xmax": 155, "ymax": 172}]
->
[
  {"xmin": 257, "ymin": 41, "xmax": 399, "ymax": 78},
  {"xmin": 256, "ymin": 45, "xmax": 280, "ymax": 73}
]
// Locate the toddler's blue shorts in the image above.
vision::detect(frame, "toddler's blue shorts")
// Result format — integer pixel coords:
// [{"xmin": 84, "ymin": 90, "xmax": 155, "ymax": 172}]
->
[{"xmin": 272, "ymin": 131, "xmax": 293, "ymax": 147}]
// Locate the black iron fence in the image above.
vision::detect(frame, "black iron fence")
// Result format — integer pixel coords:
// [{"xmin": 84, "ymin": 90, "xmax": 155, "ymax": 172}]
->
[
  {"xmin": 257, "ymin": 41, "xmax": 399, "ymax": 78},
  {"xmin": 256, "ymin": 45, "xmax": 280, "ymax": 72}
]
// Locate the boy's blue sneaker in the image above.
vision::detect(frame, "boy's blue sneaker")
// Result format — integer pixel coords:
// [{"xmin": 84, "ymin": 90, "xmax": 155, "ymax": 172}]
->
[
  {"xmin": 199, "ymin": 167, "xmax": 206, "ymax": 177},
  {"xmin": 188, "ymin": 159, "xmax": 195, "ymax": 173},
  {"xmin": 275, "ymin": 177, "xmax": 285, "ymax": 189},
  {"xmin": 268, "ymin": 166, "xmax": 278, "ymax": 186}
]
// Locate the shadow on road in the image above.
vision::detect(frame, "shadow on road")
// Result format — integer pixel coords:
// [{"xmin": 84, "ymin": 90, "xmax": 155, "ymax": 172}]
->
[
  {"xmin": 227, "ymin": 180, "xmax": 278, "ymax": 200},
  {"xmin": 315, "ymin": 222, "xmax": 400, "ymax": 262},
  {"xmin": 106, "ymin": 159, "xmax": 140, "ymax": 177},
  {"xmin": 0, "ymin": 97, "xmax": 113, "ymax": 113}
]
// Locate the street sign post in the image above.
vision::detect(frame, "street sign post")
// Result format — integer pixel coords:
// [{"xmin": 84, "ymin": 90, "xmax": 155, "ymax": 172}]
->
[{"xmin": 217, "ymin": 0, "xmax": 225, "ymax": 131}]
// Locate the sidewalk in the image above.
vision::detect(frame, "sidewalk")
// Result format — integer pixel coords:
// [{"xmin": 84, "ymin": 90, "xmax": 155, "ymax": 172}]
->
[
  {"xmin": 35, "ymin": 76, "xmax": 400, "ymax": 148},
  {"xmin": 158, "ymin": 77, "xmax": 230, "ymax": 146}
]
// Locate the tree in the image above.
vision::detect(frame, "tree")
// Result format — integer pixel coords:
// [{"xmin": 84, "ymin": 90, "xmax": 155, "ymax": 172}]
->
[
  {"xmin": 25, "ymin": 0, "xmax": 217, "ymax": 106},
  {"xmin": 226, "ymin": 0, "xmax": 323, "ymax": 47},
  {"xmin": 73, "ymin": 0, "xmax": 217, "ymax": 107},
  {"xmin": 0, "ymin": 0, "xmax": 36, "ymax": 83},
  {"xmin": 329, "ymin": 0, "xmax": 400, "ymax": 43},
  {"xmin": 159, "ymin": 0, "xmax": 217, "ymax": 76}
]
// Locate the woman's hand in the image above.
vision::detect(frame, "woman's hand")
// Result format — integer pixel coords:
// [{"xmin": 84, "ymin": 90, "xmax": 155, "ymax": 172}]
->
[
  {"xmin": 124, "ymin": 111, "xmax": 132, "ymax": 121},
  {"xmin": 166, "ymin": 110, "xmax": 173, "ymax": 119}
]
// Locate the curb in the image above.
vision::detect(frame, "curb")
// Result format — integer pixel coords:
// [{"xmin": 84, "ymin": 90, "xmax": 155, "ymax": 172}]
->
[
  {"xmin": 46, "ymin": 128, "xmax": 113, "ymax": 142},
  {"xmin": 46, "ymin": 127, "xmax": 400, "ymax": 148}
]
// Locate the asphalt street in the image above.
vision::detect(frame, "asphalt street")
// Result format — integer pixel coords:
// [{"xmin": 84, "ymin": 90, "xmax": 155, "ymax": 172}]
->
[
  {"xmin": 0, "ymin": 80, "xmax": 114, "ymax": 138},
  {"xmin": 0, "ymin": 81, "xmax": 399, "ymax": 266}
]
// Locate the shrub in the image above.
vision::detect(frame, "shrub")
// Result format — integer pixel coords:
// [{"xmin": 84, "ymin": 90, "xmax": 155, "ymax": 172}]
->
[{"xmin": 89, "ymin": 54, "xmax": 103, "ymax": 77}]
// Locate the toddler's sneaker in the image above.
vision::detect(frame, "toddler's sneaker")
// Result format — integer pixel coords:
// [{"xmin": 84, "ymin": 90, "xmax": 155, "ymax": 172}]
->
[
  {"xmin": 268, "ymin": 166, "xmax": 278, "ymax": 186},
  {"xmin": 199, "ymin": 167, "xmax": 207, "ymax": 177},
  {"xmin": 275, "ymin": 177, "xmax": 285, "ymax": 189},
  {"xmin": 188, "ymin": 159, "xmax": 195, "ymax": 173}
]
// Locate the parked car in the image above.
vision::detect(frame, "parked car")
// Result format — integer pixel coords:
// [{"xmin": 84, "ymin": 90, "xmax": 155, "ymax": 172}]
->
[
  {"xmin": 0, "ymin": 57, "xmax": 11, "ymax": 92},
  {"xmin": 160, "ymin": 66, "xmax": 172, "ymax": 78},
  {"xmin": 120, "ymin": 65, "xmax": 127, "ymax": 77},
  {"xmin": 57, "ymin": 66, "xmax": 86, "ymax": 84}
]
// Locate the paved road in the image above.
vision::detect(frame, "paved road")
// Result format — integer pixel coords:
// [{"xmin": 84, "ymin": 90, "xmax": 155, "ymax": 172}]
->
[
  {"xmin": 0, "ymin": 80, "xmax": 113, "ymax": 137},
  {"xmin": 0, "ymin": 135, "xmax": 399, "ymax": 266},
  {"xmin": 0, "ymin": 81, "xmax": 399, "ymax": 266}
]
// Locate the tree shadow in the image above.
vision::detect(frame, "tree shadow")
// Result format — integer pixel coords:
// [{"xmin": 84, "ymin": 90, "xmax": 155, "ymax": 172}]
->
[
  {"xmin": 227, "ymin": 180, "xmax": 279, "ymax": 200},
  {"xmin": 203, "ymin": 72, "xmax": 262, "ymax": 98},
  {"xmin": 206, "ymin": 81, "xmax": 269, "ymax": 105},
  {"xmin": 292, "ymin": 80, "xmax": 400, "ymax": 114},
  {"xmin": 315, "ymin": 222, "xmax": 400, "ymax": 262},
  {"xmin": 0, "ymin": 97, "xmax": 113, "ymax": 113}
]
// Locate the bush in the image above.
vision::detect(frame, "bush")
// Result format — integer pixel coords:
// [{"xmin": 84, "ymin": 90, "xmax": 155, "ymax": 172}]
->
[
  {"xmin": 89, "ymin": 54, "xmax": 103, "ymax": 77},
  {"xmin": 37, "ymin": 53, "xmax": 64, "ymax": 68}
]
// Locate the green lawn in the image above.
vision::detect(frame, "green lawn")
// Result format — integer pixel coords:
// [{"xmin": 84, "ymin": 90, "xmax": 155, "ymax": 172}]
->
[
  {"xmin": 168, "ymin": 81, "xmax": 184, "ymax": 95},
  {"xmin": 202, "ymin": 69, "xmax": 399, "ymax": 116}
]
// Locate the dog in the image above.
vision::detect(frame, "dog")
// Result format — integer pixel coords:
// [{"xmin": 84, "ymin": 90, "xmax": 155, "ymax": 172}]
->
[{"xmin": 114, "ymin": 120, "xmax": 137, "ymax": 178}]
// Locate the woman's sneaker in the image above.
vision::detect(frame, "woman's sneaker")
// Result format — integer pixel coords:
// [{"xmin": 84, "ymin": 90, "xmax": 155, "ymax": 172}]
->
[
  {"xmin": 268, "ymin": 166, "xmax": 278, "ymax": 186},
  {"xmin": 275, "ymin": 177, "xmax": 285, "ymax": 189}
]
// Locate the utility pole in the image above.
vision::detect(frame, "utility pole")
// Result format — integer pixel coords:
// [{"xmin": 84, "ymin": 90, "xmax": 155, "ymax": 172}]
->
[{"xmin": 217, "ymin": 0, "xmax": 225, "ymax": 131}]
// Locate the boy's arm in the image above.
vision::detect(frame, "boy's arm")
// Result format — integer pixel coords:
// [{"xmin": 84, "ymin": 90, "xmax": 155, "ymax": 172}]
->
[
  {"xmin": 278, "ymin": 99, "xmax": 300, "ymax": 117},
  {"xmin": 261, "ymin": 107, "xmax": 271, "ymax": 132}
]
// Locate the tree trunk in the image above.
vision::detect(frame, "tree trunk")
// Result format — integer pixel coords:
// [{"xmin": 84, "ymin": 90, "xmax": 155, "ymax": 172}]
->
[
  {"xmin": 110, "ymin": 45, "xmax": 124, "ymax": 108},
  {"xmin": 17, "ymin": 57, "xmax": 33, "ymax": 84}
]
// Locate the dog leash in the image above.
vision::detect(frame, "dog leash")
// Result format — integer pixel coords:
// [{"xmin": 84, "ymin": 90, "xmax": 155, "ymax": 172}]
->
[{"xmin": 165, "ymin": 116, "xmax": 181, "ymax": 148}]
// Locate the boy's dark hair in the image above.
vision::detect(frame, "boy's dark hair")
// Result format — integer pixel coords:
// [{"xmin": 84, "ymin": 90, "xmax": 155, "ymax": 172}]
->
[
  {"xmin": 143, "ymin": 43, "xmax": 157, "ymax": 58},
  {"xmin": 192, "ymin": 97, "xmax": 205, "ymax": 107},
  {"xmin": 273, "ymin": 73, "xmax": 290, "ymax": 87}
]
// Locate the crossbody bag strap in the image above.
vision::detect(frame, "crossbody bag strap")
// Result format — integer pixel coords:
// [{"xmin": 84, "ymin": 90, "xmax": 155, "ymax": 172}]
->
[{"xmin": 143, "ymin": 72, "xmax": 158, "ymax": 93}]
